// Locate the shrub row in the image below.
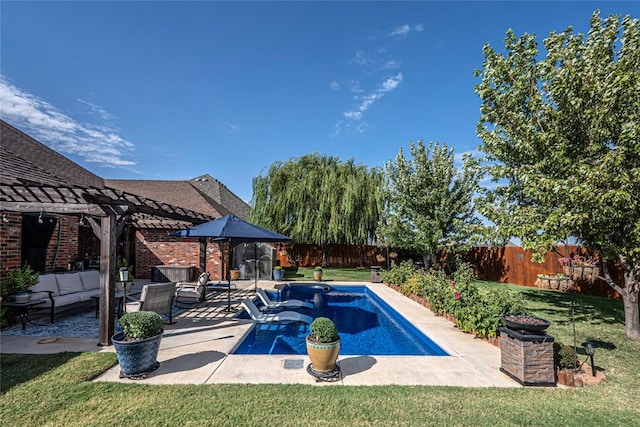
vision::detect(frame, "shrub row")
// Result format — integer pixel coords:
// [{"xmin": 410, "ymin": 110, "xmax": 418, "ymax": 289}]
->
[{"xmin": 383, "ymin": 260, "xmax": 527, "ymax": 338}]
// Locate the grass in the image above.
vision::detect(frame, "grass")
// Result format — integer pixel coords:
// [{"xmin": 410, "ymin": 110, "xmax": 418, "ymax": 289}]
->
[
  {"xmin": 283, "ymin": 266, "xmax": 373, "ymax": 282},
  {"xmin": 2, "ymin": 278, "xmax": 640, "ymax": 426}
]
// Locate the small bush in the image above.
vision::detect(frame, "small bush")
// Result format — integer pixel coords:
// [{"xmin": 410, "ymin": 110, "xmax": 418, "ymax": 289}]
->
[
  {"xmin": 383, "ymin": 260, "xmax": 415, "ymax": 286},
  {"xmin": 309, "ymin": 317, "xmax": 338, "ymax": 343},
  {"xmin": 554, "ymin": 342, "xmax": 577, "ymax": 370},
  {"xmin": 118, "ymin": 311, "xmax": 164, "ymax": 340}
]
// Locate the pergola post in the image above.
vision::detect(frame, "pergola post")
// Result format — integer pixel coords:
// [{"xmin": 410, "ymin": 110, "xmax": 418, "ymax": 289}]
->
[{"xmin": 98, "ymin": 213, "xmax": 117, "ymax": 346}]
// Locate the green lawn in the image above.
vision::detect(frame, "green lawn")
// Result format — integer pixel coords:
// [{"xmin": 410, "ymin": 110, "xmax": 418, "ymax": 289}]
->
[
  {"xmin": 2, "ymin": 278, "xmax": 639, "ymax": 426},
  {"xmin": 283, "ymin": 266, "xmax": 373, "ymax": 282}
]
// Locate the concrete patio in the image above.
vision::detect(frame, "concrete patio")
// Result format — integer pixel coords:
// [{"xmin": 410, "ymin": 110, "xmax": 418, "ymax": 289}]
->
[{"xmin": 1, "ymin": 281, "xmax": 520, "ymax": 387}]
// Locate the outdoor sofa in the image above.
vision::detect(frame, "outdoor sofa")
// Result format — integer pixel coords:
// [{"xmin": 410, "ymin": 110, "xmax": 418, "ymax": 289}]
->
[{"xmin": 28, "ymin": 270, "xmax": 101, "ymax": 323}]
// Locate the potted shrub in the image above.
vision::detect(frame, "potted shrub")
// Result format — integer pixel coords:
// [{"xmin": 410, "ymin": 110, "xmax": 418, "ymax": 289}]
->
[
  {"xmin": 112, "ymin": 311, "xmax": 164, "ymax": 379},
  {"xmin": 306, "ymin": 317, "xmax": 340, "ymax": 373},
  {"xmin": 313, "ymin": 266, "xmax": 323, "ymax": 281},
  {"xmin": 2, "ymin": 264, "xmax": 39, "ymax": 303},
  {"xmin": 272, "ymin": 265, "xmax": 284, "ymax": 281}
]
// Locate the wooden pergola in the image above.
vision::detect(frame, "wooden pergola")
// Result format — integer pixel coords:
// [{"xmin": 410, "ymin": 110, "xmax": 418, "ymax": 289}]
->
[{"xmin": 0, "ymin": 182, "xmax": 212, "ymax": 345}]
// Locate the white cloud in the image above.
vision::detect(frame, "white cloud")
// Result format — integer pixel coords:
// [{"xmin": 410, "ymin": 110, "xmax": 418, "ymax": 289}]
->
[
  {"xmin": 329, "ymin": 80, "xmax": 340, "ymax": 91},
  {"xmin": 380, "ymin": 73, "xmax": 403, "ymax": 92},
  {"xmin": 390, "ymin": 25, "xmax": 410, "ymax": 38},
  {"xmin": 344, "ymin": 111, "xmax": 363, "ymax": 120},
  {"xmin": 0, "ymin": 75, "xmax": 136, "ymax": 168},
  {"xmin": 388, "ymin": 24, "xmax": 423, "ymax": 38},
  {"xmin": 342, "ymin": 73, "xmax": 403, "ymax": 123},
  {"xmin": 349, "ymin": 50, "xmax": 372, "ymax": 66},
  {"xmin": 225, "ymin": 122, "xmax": 241, "ymax": 134},
  {"xmin": 76, "ymin": 98, "xmax": 117, "ymax": 122},
  {"xmin": 381, "ymin": 59, "xmax": 401, "ymax": 70}
]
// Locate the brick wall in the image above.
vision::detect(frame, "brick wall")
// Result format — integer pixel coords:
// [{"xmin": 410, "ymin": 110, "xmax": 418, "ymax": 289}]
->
[
  {"xmin": 0, "ymin": 212, "xmax": 22, "ymax": 281},
  {"xmin": 134, "ymin": 230, "xmax": 222, "ymax": 280}
]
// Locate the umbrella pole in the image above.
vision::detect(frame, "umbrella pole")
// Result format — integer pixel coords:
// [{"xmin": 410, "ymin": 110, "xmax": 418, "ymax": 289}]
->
[{"xmin": 224, "ymin": 239, "xmax": 236, "ymax": 312}]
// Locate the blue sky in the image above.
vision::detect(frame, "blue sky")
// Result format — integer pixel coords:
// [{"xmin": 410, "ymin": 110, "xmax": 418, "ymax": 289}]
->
[{"xmin": 1, "ymin": 1, "xmax": 636, "ymax": 203}]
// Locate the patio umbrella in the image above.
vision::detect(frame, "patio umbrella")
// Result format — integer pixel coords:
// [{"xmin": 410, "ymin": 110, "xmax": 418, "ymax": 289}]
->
[{"xmin": 171, "ymin": 215, "xmax": 292, "ymax": 310}]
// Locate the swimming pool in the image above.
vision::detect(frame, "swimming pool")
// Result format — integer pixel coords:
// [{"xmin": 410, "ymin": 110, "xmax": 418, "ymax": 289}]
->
[{"xmin": 233, "ymin": 283, "xmax": 448, "ymax": 356}]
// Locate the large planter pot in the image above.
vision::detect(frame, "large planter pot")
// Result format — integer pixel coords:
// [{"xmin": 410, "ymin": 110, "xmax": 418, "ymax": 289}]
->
[
  {"xmin": 313, "ymin": 271, "xmax": 323, "ymax": 281},
  {"xmin": 230, "ymin": 269, "xmax": 241, "ymax": 280},
  {"xmin": 273, "ymin": 269, "xmax": 284, "ymax": 281},
  {"xmin": 306, "ymin": 336, "xmax": 340, "ymax": 372},
  {"xmin": 112, "ymin": 331, "xmax": 163, "ymax": 378},
  {"xmin": 502, "ymin": 314, "xmax": 550, "ymax": 333}
]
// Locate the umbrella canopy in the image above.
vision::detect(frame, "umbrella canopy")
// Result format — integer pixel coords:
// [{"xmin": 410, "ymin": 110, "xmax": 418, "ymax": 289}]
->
[
  {"xmin": 171, "ymin": 215, "xmax": 292, "ymax": 310},
  {"xmin": 171, "ymin": 215, "xmax": 291, "ymax": 244}
]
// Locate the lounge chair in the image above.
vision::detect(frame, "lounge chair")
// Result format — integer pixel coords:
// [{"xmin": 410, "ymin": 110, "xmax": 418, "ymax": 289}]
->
[
  {"xmin": 125, "ymin": 282, "xmax": 177, "ymax": 324},
  {"xmin": 256, "ymin": 288, "xmax": 313, "ymax": 310},
  {"xmin": 241, "ymin": 298, "xmax": 313, "ymax": 324}
]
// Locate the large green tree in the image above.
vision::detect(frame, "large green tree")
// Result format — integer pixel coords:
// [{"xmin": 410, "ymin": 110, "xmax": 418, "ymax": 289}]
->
[
  {"xmin": 475, "ymin": 11, "xmax": 640, "ymax": 339},
  {"xmin": 378, "ymin": 140, "xmax": 485, "ymax": 270},
  {"xmin": 250, "ymin": 153, "xmax": 382, "ymax": 266}
]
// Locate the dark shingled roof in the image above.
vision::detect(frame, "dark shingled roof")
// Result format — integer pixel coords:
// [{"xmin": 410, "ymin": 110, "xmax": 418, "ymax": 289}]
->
[
  {"xmin": 189, "ymin": 174, "xmax": 251, "ymax": 220},
  {"xmin": 105, "ymin": 179, "xmax": 228, "ymax": 218},
  {"xmin": 0, "ymin": 120, "xmax": 105, "ymax": 188}
]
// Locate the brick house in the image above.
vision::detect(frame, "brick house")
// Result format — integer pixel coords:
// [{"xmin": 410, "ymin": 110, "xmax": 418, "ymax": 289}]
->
[{"xmin": 0, "ymin": 120, "xmax": 249, "ymax": 283}]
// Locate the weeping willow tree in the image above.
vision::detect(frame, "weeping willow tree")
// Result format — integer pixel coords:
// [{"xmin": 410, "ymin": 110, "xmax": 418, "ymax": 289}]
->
[{"xmin": 250, "ymin": 153, "xmax": 383, "ymax": 266}]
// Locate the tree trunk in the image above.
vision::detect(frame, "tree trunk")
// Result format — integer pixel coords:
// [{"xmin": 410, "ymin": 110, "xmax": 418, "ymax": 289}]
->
[
  {"xmin": 603, "ymin": 260, "xmax": 640, "ymax": 340},
  {"xmin": 422, "ymin": 254, "xmax": 432, "ymax": 271},
  {"xmin": 622, "ymin": 268, "xmax": 640, "ymax": 340}
]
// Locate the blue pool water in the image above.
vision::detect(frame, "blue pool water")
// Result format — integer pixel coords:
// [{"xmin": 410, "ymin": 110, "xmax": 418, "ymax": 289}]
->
[{"xmin": 233, "ymin": 283, "xmax": 448, "ymax": 356}]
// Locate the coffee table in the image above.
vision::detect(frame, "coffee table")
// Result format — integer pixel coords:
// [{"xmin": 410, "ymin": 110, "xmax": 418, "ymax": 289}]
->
[{"xmin": 3, "ymin": 299, "xmax": 47, "ymax": 330}]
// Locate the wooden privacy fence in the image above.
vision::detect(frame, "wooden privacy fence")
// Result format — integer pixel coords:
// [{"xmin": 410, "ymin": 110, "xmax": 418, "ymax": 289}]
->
[{"xmin": 275, "ymin": 243, "xmax": 620, "ymax": 299}]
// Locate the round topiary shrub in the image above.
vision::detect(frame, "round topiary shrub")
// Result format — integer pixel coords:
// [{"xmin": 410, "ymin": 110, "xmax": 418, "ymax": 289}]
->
[
  {"xmin": 119, "ymin": 311, "xmax": 164, "ymax": 341},
  {"xmin": 309, "ymin": 317, "xmax": 338, "ymax": 343}
]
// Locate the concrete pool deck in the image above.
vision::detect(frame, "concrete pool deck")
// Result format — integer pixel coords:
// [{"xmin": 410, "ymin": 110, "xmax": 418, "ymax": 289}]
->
[{"xmin": 1, "ymin": 281, "xmax": 520, "ymax": 387}]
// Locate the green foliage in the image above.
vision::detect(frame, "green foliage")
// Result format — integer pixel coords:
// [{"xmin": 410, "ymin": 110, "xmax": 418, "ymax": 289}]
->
[
  {"xmin": 554, "ymin": 342, "xmax": 578, "ymax": 370},
  {"xmin": 474, "ymin": 10, "xmax": 640, "ymax": 338},
  {"xmin": 378, "ymin": 140, "xmax": 486, "ymax": 269},
  {"xmin": 118, "ymin": 311, "xmax": 164, "ymax": 340},
  {"xmin": 313, "ymin": 266, "xmax": 322, "ymax": 271},
  {"xmin": 250, "ymin": 153, "xmax": 383, "ymax": 265},
  {"xmin": 1, "ymin": 264, "xmax": 39, "ymax": 295},
  {"xmin": 273, "ymin": 266, "xmax": 282, "ymax": 271},
  {"xmin": 309, "ymin": 317, "xmax": 339, "ymax": 343},
  {"xmin": 392, "ymin": 262, "xmax": 526, "ymax": 338},
  {"xmin": 382, "ymin": 260, "xmax": 415, "ymax": 286}
]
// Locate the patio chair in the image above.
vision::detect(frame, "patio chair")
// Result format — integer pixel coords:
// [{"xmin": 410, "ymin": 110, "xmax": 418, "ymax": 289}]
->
[
  {"xmin": 125, "ymin": 282, "xmax": 177, "ymax": 324},
  {"xmin": 174, "ymin": 272, "xmax": 210, "ymax": 306},
  {"xmin": 241, "ymin": 298, "xmax": 313, "ymax": 324},
  {"xmin": 256, "ymin": 288, "xmax": 313, "ymax": 310}
]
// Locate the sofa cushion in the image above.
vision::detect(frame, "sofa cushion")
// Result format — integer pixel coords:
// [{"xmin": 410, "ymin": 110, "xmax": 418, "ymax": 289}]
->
[
  {"xmin": 29, "ymin": 292, "xmax": 53, "ymax": 306},
  {"xmin": 79, "ymin": 270, "xmax": 100, "ymax": 291},
  {"xmin": 30, "ymin": 274, "xmax": 59, "ymax": 296},
  {"xmin": 77, "ymin": 289, "xmax": 101, "ymax": 301},
  {"xmin": 56, "ymin": 273, "xmax": 84, "ymax": 295},
  {"xmin": 52, "ymin": 293, "xmax": 82, "ymax": 306}
]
